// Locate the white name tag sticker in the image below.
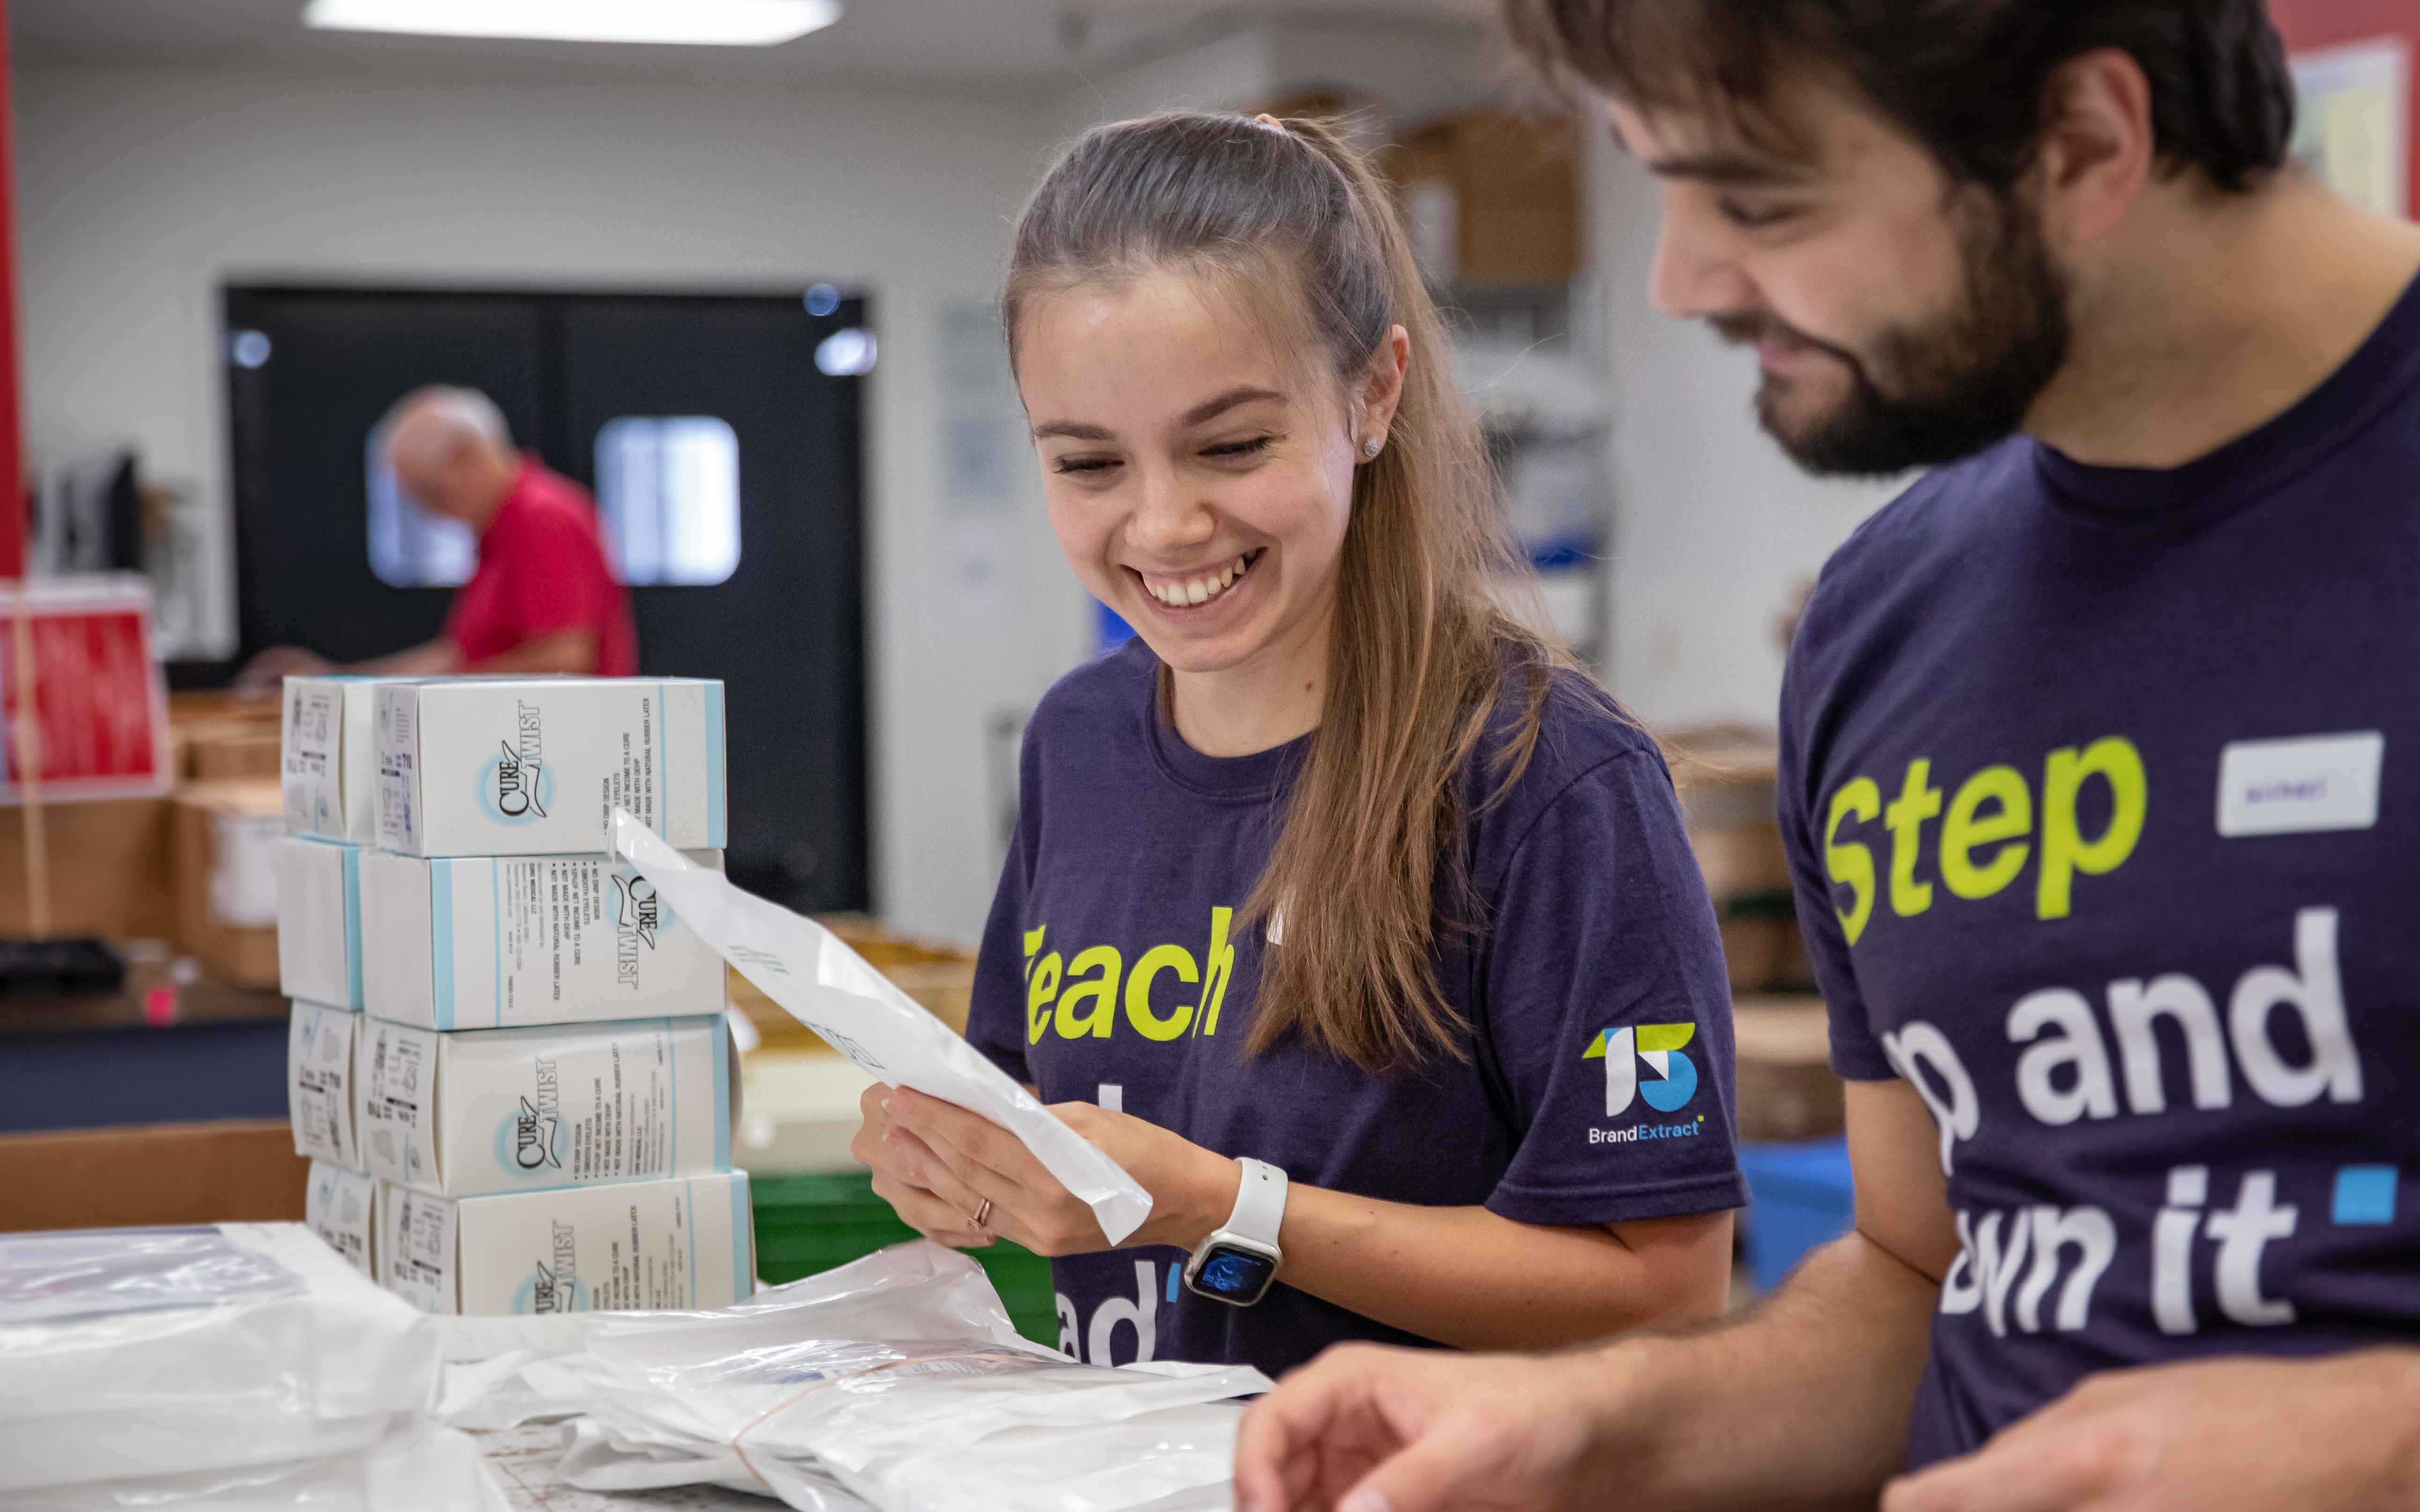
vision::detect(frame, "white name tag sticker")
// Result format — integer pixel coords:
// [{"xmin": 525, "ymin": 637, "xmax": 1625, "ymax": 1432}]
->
[{"xmin": 2216, "ymin": 732, "xmax": 2384, "ymax": 837}]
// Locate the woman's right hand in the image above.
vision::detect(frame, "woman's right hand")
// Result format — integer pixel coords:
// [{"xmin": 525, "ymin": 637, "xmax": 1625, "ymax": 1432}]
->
[{"xmin": 851, "ymin": 1083, "xmax": 996, "ymax": 1248}]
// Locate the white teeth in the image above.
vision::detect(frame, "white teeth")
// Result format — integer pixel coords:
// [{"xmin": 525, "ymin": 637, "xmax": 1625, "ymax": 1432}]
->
[{"xmin": 1142, "ymin": 552, "xmax": 1255, "ymax": 608}]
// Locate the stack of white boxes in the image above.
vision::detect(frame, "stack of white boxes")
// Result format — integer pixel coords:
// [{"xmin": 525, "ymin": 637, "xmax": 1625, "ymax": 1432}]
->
[{"xmin": 279, "ymin": 674, "xmax": 756, "ymax": 1317}]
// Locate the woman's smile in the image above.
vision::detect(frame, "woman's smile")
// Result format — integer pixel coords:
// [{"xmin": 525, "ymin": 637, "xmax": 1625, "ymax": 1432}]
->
[{"xmin": 1131, "ymin": 548, "xmax": 1265, "ymax": 617}]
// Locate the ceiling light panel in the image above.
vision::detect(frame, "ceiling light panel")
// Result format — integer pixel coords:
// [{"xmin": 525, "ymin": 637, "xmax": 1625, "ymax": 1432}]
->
[{"xmin": 302, "ymin": 0, "xmax": 842, "ymax": 47}]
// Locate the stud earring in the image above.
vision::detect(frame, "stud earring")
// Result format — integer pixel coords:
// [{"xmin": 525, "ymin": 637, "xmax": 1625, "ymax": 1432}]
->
[{"xmin": 1362, "ymin": 436, "xmax": 1383, "ymax": 460}]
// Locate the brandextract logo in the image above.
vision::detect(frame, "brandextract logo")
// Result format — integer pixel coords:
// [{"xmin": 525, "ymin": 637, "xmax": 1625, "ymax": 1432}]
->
[{"xmin": 1585, "ymin": 1022, "xmax": 1699, "ymax": 1118}]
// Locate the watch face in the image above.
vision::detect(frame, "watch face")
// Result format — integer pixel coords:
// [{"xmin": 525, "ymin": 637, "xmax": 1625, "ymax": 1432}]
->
[{"xmin": 1192, "ymin": 1243, "xmax": 1278, "ymax": 1304}]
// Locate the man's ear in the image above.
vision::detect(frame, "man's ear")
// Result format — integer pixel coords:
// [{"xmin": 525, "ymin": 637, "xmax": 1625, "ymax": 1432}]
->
[{"xmin": 2033, "ymin": 47, "xmax": 2155, "ymax": 250}]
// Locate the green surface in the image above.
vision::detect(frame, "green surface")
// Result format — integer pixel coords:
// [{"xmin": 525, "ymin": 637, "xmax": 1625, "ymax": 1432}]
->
[{"xmin": 753, "ymin": 1170, "xmax": 1061, "ymax": 1347}]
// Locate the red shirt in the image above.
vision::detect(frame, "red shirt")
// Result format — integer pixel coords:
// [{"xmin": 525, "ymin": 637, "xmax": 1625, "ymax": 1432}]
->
[{"xmin": 445, "ymin": 458, "xmax": 637, "ymax": 677}]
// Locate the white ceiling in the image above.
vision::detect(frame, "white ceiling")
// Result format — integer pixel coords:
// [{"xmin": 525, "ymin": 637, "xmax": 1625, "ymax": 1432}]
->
[{"xmin": 12, "ymin": 0, "xmax": 1503, "ymax": 92}]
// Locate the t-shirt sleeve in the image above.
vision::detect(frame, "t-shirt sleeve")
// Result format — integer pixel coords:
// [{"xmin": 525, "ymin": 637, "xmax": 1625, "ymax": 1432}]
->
[
  {"xmin": 506, "ymin": 504, "xmax": 619, "ymax": 644},
  {"xmin": 1481, "ymin": 749, "xmax": 1749, "ymax": 1228},
  {"xmin": 1776, "ymin": 635, "xmax": 1895, "ymax": 1082},
  {"xmin": 963, "ymin": 726, "xmax": 1043, "ymax": 1085}
]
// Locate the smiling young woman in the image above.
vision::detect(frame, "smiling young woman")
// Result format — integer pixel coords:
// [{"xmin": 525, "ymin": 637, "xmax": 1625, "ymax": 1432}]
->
[{"xmin": 850, "ymin": 110, "xmax": 1746, "ymax": 1378}]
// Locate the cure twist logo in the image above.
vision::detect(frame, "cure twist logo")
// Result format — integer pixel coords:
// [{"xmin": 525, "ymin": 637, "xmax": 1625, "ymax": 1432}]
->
[
  {"xmin": 520, "ymin": 1222, "xmax": 584, "ymax": 1315},
  {"xmin": 510, "ymin": 1057, "xmax": 564, "ymax": 1171},
  {"xmin": 479, "ymin": 701, "xmax": 552, "ymax": 823},
  {"xmin": 611, "ymin": 874, "xmax": 663, "ymax": 988},
  {"xmin": 1586, "ymin": 1023, "xmax": 1699, "ymax": 1118}
]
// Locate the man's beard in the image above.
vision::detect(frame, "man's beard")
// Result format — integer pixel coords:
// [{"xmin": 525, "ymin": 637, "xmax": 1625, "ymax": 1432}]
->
[{"xmin": 1715, "ymin": 186, "xmax": 2071, "ymax": 477}]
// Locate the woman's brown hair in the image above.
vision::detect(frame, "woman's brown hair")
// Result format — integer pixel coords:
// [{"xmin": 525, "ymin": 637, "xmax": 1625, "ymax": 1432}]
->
[{"xmin": 1003, "ymin": 110, "xmax": 1586, "ymax": 1072}]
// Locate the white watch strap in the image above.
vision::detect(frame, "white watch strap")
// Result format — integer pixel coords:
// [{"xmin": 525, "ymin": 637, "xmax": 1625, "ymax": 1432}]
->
[{"xmin": 1225, "ymin": 1159, "xmax": 1288, "ymax": 1248}]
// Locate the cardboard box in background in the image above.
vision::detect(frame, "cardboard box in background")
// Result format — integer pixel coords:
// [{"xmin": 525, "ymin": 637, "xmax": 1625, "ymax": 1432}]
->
[
  {"xmin": 1660, "ymin": 726, "xmax": 1824, "ymax": 1000},
  {"xmin": 173, "ymin": 781, "xmax": 283, "ymax": 988},
  {"xmin": 170, "ymin": 689, "xmax": 280, "ymax": 780},
  {"xmin": 1394, "ymin": 111, "xmax": 1580, "ymax": 288},
  {"xmin": 305, "ymin": 1159, "xmax": 378, "ymax": 1281},
  {"xmin": 1691, "ymin": 824, "xmax": 1792, "ymax": 902},
  {"xmin": 360, "ymin": 1014, "xmax": 730, "ymax": 1197},
  {"xmin": 186, "ymin": 724, "xmax": 282, "ymax": 782},
  {"xmin": 288, "ymin": 999, "xmax": 359, "ymax": 1167},
  {"xmin": 0, "ymin": 1119, "xmax": 309, "ymax": 1232},
  {"xmin": 277, "ymin": 837, "xmax": 363, "ymax": 1008},
  {"xmin": 169, "ymin": 688, "xmax": 280, "ymax": 726},
  {"xmin": 1717, "ymin": 902, "xmax": 1816, "ymax": 996},
  {"xmin": 730, "ymin": 917, "xmax": 976, "ymax": 1054},
  {"xmin": 1662, "ymin": 729, "xmax": 1789, "ymax": 899},
  {"xmin": 374, "ymin": 677, "xmax": 727, "ymax": 857},
  {"xmin": 380, "ymin": 1171, "xmax": 752, "ymax": 1316},
  {"xmin": 1732, "ymin": 996, "xmax": 1847, "ymax": 1143},
  {"xmin": 0, "ymin": 797, "xmax": 172, "ymax": 938},
  {"xmin": 361, "ymin": 849, "xmax": 727, "ymax": 1030}
]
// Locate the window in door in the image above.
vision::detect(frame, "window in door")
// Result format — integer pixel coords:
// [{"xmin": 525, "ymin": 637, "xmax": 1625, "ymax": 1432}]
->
[{"xmin": 595, "ymin": 415, "xmax": 742, "ymax": 586}]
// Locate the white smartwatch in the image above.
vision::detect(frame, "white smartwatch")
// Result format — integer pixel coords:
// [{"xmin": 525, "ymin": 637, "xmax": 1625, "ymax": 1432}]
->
[{"xmin": 1183, "ymin": 1158, "xmax": 1288, "ymax": 1307}]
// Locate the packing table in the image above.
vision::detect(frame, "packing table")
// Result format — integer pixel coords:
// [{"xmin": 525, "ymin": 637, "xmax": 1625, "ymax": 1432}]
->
[{"xmin": 0, "ymin": 960, "xmax": 286, "ymax": 1132}]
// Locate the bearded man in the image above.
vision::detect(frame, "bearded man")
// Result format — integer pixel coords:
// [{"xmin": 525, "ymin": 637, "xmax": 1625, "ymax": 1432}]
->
[{"xmin": 1237, "ymin": 4, "xmax": 2420, "ymax": 1510}]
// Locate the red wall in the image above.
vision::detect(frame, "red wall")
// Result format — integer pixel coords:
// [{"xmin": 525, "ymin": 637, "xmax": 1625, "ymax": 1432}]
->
[
  {"xmin": 2270, "ymin": 0, "xmax": 2420, "ymax": 216},
  {"xmin": 0, "ymin": 0, "xmax": 21, "ymax": 579}
]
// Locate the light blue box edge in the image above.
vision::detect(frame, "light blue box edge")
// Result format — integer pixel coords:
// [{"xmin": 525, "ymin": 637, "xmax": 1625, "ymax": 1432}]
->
[{"xmin": 432, "ymin": 863, "xmax": 455, "ymax": 1031}]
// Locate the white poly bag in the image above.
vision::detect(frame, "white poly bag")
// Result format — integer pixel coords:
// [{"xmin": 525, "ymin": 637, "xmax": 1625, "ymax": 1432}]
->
[
  {"xmin": 0, "ymin": 1415, "xmax": 509, "ymax": 1512},
  {"xmin": 555, "ymin": 1416, "xmax": 871, "ymax": 1509},
  {"xmin": 541, "ymin": 1335, "xmax": 1264, "ymax": 1512},
  {"xmin": 437, "ymin": 1237, "xmax": 1026, "ymax": 1428},
  {"xmin": 612, "ymin": 810, "xmax": 1153, "ymax": 1244},
  {"xmin": 833, "ymin": 1401, "xmax": 1248, "ymax": 1512},
  {"xmin": 0, "ymin": 1223, "xmax": 443, "ymax": 1494},
  {"xmin": 737, "ymin": 1352, "xmax": 1261, "ymax": 1512},
  {"xmin": 453, "ymin": 1242, "xmax": 1266, "ymax": 1512}
]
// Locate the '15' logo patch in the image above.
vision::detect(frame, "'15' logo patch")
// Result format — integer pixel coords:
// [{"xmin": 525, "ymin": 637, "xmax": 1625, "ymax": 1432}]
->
[{"xmin": 1586, "ymin": 1023, "xmax": 1698, "ymax": 1117}]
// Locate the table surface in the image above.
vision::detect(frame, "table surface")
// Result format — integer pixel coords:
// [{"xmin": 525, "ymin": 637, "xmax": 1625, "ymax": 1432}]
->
[{"xmin": 0, "ymin": 956, "xmax": 285, "ymax": 1037}]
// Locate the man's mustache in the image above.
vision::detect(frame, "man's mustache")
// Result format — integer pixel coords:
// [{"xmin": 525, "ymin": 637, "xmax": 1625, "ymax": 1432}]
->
[{"xmin": 1707, "ymin": 310, "xmax": 1862, "ymax": 369}]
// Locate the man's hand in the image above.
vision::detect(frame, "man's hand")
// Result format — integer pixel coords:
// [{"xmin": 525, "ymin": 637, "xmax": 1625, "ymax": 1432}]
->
[
  {"xmin": 1233, "ymin": 1342, "xmax": 1622, "ymax": 1512},
  {"xmin": 1234, "ymin": 1080, "xmax": 1953, "ymax": 1512},
  {"xmin": 1884, "ymin": 1352, "xmax": 2420, "ymax": 1512}
]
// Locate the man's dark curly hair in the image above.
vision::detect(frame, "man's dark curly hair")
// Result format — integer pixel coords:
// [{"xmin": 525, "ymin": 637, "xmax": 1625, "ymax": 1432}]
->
[{"xmin": 1503, "ymin": 0, "xmax": 2295, "ymax": 193}]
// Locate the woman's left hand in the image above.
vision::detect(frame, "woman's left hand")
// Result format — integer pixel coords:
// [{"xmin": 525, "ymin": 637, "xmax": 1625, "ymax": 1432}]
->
[{"xmin": 881, "ymin": 1087, "xmax": 1241, "ymax": 1256}]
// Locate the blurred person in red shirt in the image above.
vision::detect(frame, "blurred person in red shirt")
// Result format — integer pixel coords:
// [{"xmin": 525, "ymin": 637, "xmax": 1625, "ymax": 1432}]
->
[{"xmin": 240, "ymin": 385, "xmax": 637, "ymax": 685}]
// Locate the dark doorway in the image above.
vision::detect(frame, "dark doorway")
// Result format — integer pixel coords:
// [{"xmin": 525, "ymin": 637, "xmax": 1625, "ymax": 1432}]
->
[{"xmin": 221, "ymin": 285, "xmax": 869, "ymax": 914}]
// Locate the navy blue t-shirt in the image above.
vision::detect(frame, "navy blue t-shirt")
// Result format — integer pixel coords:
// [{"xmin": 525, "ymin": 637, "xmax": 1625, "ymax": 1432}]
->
[
  {"xmin": 1781, "ymin": 274, "xmax": 2420, "ymax": 1469},
  {"xmin": 967, "ymin": 637, "xmax": 1744, "ymax": 1378}
]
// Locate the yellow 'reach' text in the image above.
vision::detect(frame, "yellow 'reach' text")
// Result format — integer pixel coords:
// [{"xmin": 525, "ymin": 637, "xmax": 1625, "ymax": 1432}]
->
[{"xmin": 1021, "ymin": 907, "xmax": 1241, "ymax": 1045}]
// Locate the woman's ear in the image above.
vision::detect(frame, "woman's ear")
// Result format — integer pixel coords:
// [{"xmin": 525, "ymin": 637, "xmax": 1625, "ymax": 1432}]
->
[{"xmin": 1357, "ymin": 325, "xmax": 1411, "ymax": 446}]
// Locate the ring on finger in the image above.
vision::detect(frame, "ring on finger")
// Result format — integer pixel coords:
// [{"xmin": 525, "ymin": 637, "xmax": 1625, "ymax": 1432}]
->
[{"xmin": 971, "ymin": 1197, "xmax": 994, "ymax": 1230}]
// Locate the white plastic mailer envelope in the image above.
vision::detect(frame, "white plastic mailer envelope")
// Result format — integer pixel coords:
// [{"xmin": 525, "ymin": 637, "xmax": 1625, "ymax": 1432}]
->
[{"xmin": 612, "ymin": 810, "xmax": 1153, "ymax": 1245}]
